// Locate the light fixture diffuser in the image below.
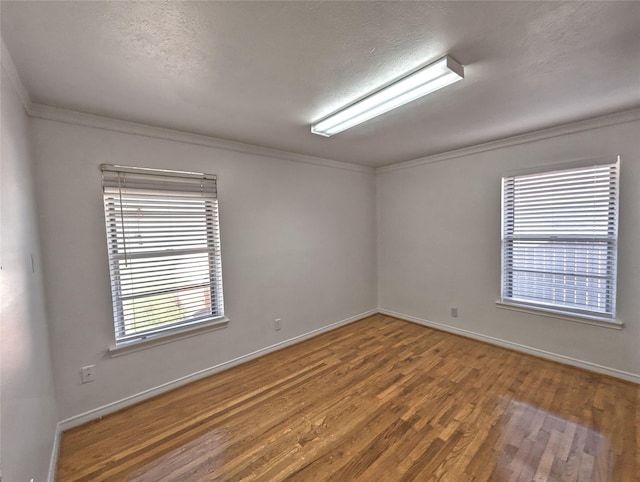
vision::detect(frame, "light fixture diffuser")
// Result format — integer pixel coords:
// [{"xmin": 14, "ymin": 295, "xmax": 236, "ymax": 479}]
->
[{"xmin": 311, "ymin": 55, "xmax": 464, "ymax": 137}]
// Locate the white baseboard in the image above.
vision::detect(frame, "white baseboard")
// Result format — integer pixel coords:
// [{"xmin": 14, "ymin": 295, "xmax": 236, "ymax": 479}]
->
[
  {"xmin": 48, "ymin": 423, "xmax": 62, "ymax": 482},
  {"xmin": 379, "ymin": 308, "xmax": 640, "ymax": 384},
  {"xmin": 58, "ymin": 309, "xmax": 377, "ymax": 431}
]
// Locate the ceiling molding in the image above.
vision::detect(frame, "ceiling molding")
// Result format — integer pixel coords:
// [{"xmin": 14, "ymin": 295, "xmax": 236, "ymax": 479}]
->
[
  {"xmin": 1, "ymin": 38, "xmax": 32, "ymax": 113},
  {"xmin": 7, "ymin": 29, "xmax": 637, "ymax": 176},
  {"xmin": 376, "ymin": 108, "xmax": 640, "ymax": 174},
  {"xmin": 27, "ymin": 103, "xmax": 374, "ymax": 174}
]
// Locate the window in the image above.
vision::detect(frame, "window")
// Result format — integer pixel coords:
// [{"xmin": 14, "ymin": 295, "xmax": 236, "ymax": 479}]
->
[
  {"xmin": 501, "ymin": 158, "xmax": 619, "ymax": 321},
  {"xmin": 102, "ymin": 165, "xmax": 224, "ymax": 345}
]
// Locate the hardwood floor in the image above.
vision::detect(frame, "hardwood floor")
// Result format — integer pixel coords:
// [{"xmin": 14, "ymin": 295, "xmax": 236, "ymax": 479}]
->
[{"xmin": 56, "ymin": 314, "xmax": 639, "ymax": 481}]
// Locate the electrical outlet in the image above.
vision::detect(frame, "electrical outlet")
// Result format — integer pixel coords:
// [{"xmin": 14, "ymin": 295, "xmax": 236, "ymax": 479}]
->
[
  {"xmin": 451, "ymin": 307, "xmax": 458, "ymax": 318},
  {"xmin": 274, "ymin": 318, "xmax": 282, "ymax": 331},
  {"xmin": 81, "ymin": 365, "xmax": 95, "ymax": 384}
]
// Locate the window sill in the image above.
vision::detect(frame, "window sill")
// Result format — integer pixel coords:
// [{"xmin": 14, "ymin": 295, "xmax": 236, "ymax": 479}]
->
[
  {"xmin": 495, "ymin": 301, "xmax": 623, "ymax": 330},
  {"xmin": 108, "ymin": 317, "xmax": 230, "ymax": 357}
]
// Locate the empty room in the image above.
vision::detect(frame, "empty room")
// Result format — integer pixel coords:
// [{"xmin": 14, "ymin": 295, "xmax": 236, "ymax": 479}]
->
[{"xmin": 1, "ymin": 1, "xmax": 639, "ymax": 481}]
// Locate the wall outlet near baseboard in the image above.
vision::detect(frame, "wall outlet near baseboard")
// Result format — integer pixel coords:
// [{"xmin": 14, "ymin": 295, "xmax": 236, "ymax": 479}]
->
[
  {"xmin": 451, "ymin": 307, "xmax": 458, "ymax": 318},
  {"xmin": 274, "ymin": 318, "xmax": 282, "ymax": 331}
]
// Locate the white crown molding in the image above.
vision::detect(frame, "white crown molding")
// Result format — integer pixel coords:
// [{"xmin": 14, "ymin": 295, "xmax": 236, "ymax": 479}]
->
[
  {"xmin": 58, "ymin": 309, "xmax": 378, "ymax": 430},
  {"xmin": 377, "ymin": 108, "xmax": 640, "ymax": 174},
  {"xmin": 3, "ymin": 36, "xmax": 371, "ymax": 174},
  {"xmin": 1, "ymin": 38, "xmax": 32, "ymax": 112},
  {"xmin": 28, "ymin": 103, "xmax": 374, "ymax": 174},
  {"xmin": 379, "ymin": 308, "xmax": 640, "ymax": 384},
  {"xmin": 6, "ymin": 34, "xmax": 637, "ymax": 176}
]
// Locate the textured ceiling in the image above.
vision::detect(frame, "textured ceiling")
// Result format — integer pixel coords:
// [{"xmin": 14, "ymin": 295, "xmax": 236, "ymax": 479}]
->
[{"xmin": 2, "ymin": 1, "xmax": 639, "ymax": 167}]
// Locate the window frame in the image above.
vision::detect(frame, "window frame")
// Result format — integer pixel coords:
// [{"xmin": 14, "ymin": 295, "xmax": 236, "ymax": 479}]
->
[
  {"xmin": 102, "ymin": 164, "xmax": 227, "ymax": 350},
  {"xmin": 499, "ymin": 157, "xmax": 621, "ymax": 325}
]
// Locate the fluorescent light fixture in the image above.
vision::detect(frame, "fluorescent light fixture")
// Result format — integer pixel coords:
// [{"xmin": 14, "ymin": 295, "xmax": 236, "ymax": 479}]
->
[{"xmin": 311, "ymin": 55, "xmax": 464, "ymax": 137}]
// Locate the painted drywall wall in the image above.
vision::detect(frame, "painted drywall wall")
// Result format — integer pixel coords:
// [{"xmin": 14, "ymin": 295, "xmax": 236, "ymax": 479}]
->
[
  {"xmin": 1, "ymin": 68, "xmax": 58, "ymax": 481},
  {"xmin": 30, "ymin": 118, "xmax": 377, "ymax": 420},
  {"xmin": 377, "ymin": 119, "xmax": 640, "ymax": 378}
]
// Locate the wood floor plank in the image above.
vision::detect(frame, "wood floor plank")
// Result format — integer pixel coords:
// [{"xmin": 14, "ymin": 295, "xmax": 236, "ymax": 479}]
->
[{"xmin": 56, "ymin": 314, "xmax": 640, "ymax": 481}]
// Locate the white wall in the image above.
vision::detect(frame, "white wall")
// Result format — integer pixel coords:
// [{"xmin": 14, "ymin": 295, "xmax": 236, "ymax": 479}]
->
[
  {"xmin": 30, "ymin": 118, "xmax": 377, "ymax": 420},
  {"xmin": 377, "ymin": 118, "xmax": 640, "ymax": 379},
  {"xmin": 1, "ymin": 68, "xmax": 58, "ymax": 480}
]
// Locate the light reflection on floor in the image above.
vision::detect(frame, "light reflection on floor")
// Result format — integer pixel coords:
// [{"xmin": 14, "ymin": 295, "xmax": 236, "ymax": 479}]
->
[
  {"xmin": 127, "ymin": 428, "xmax": 229, "ymax": 481},
  {"xmin": 121, "ymin": 398, "xmax": 616, "ymax": 482},
  {"xmin": 490, "ymin": 399, "xmax": 612, "ymax": 481}
]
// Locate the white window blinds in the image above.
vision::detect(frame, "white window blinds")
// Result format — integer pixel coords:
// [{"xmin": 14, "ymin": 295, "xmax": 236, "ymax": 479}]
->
[
  {"xmin": 501, "ymin": 158, "xmax": 619, "ymax": 320},
  {"xmin": 102, "ymin": 165, "xmax": 224, "ymax": 344}
]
